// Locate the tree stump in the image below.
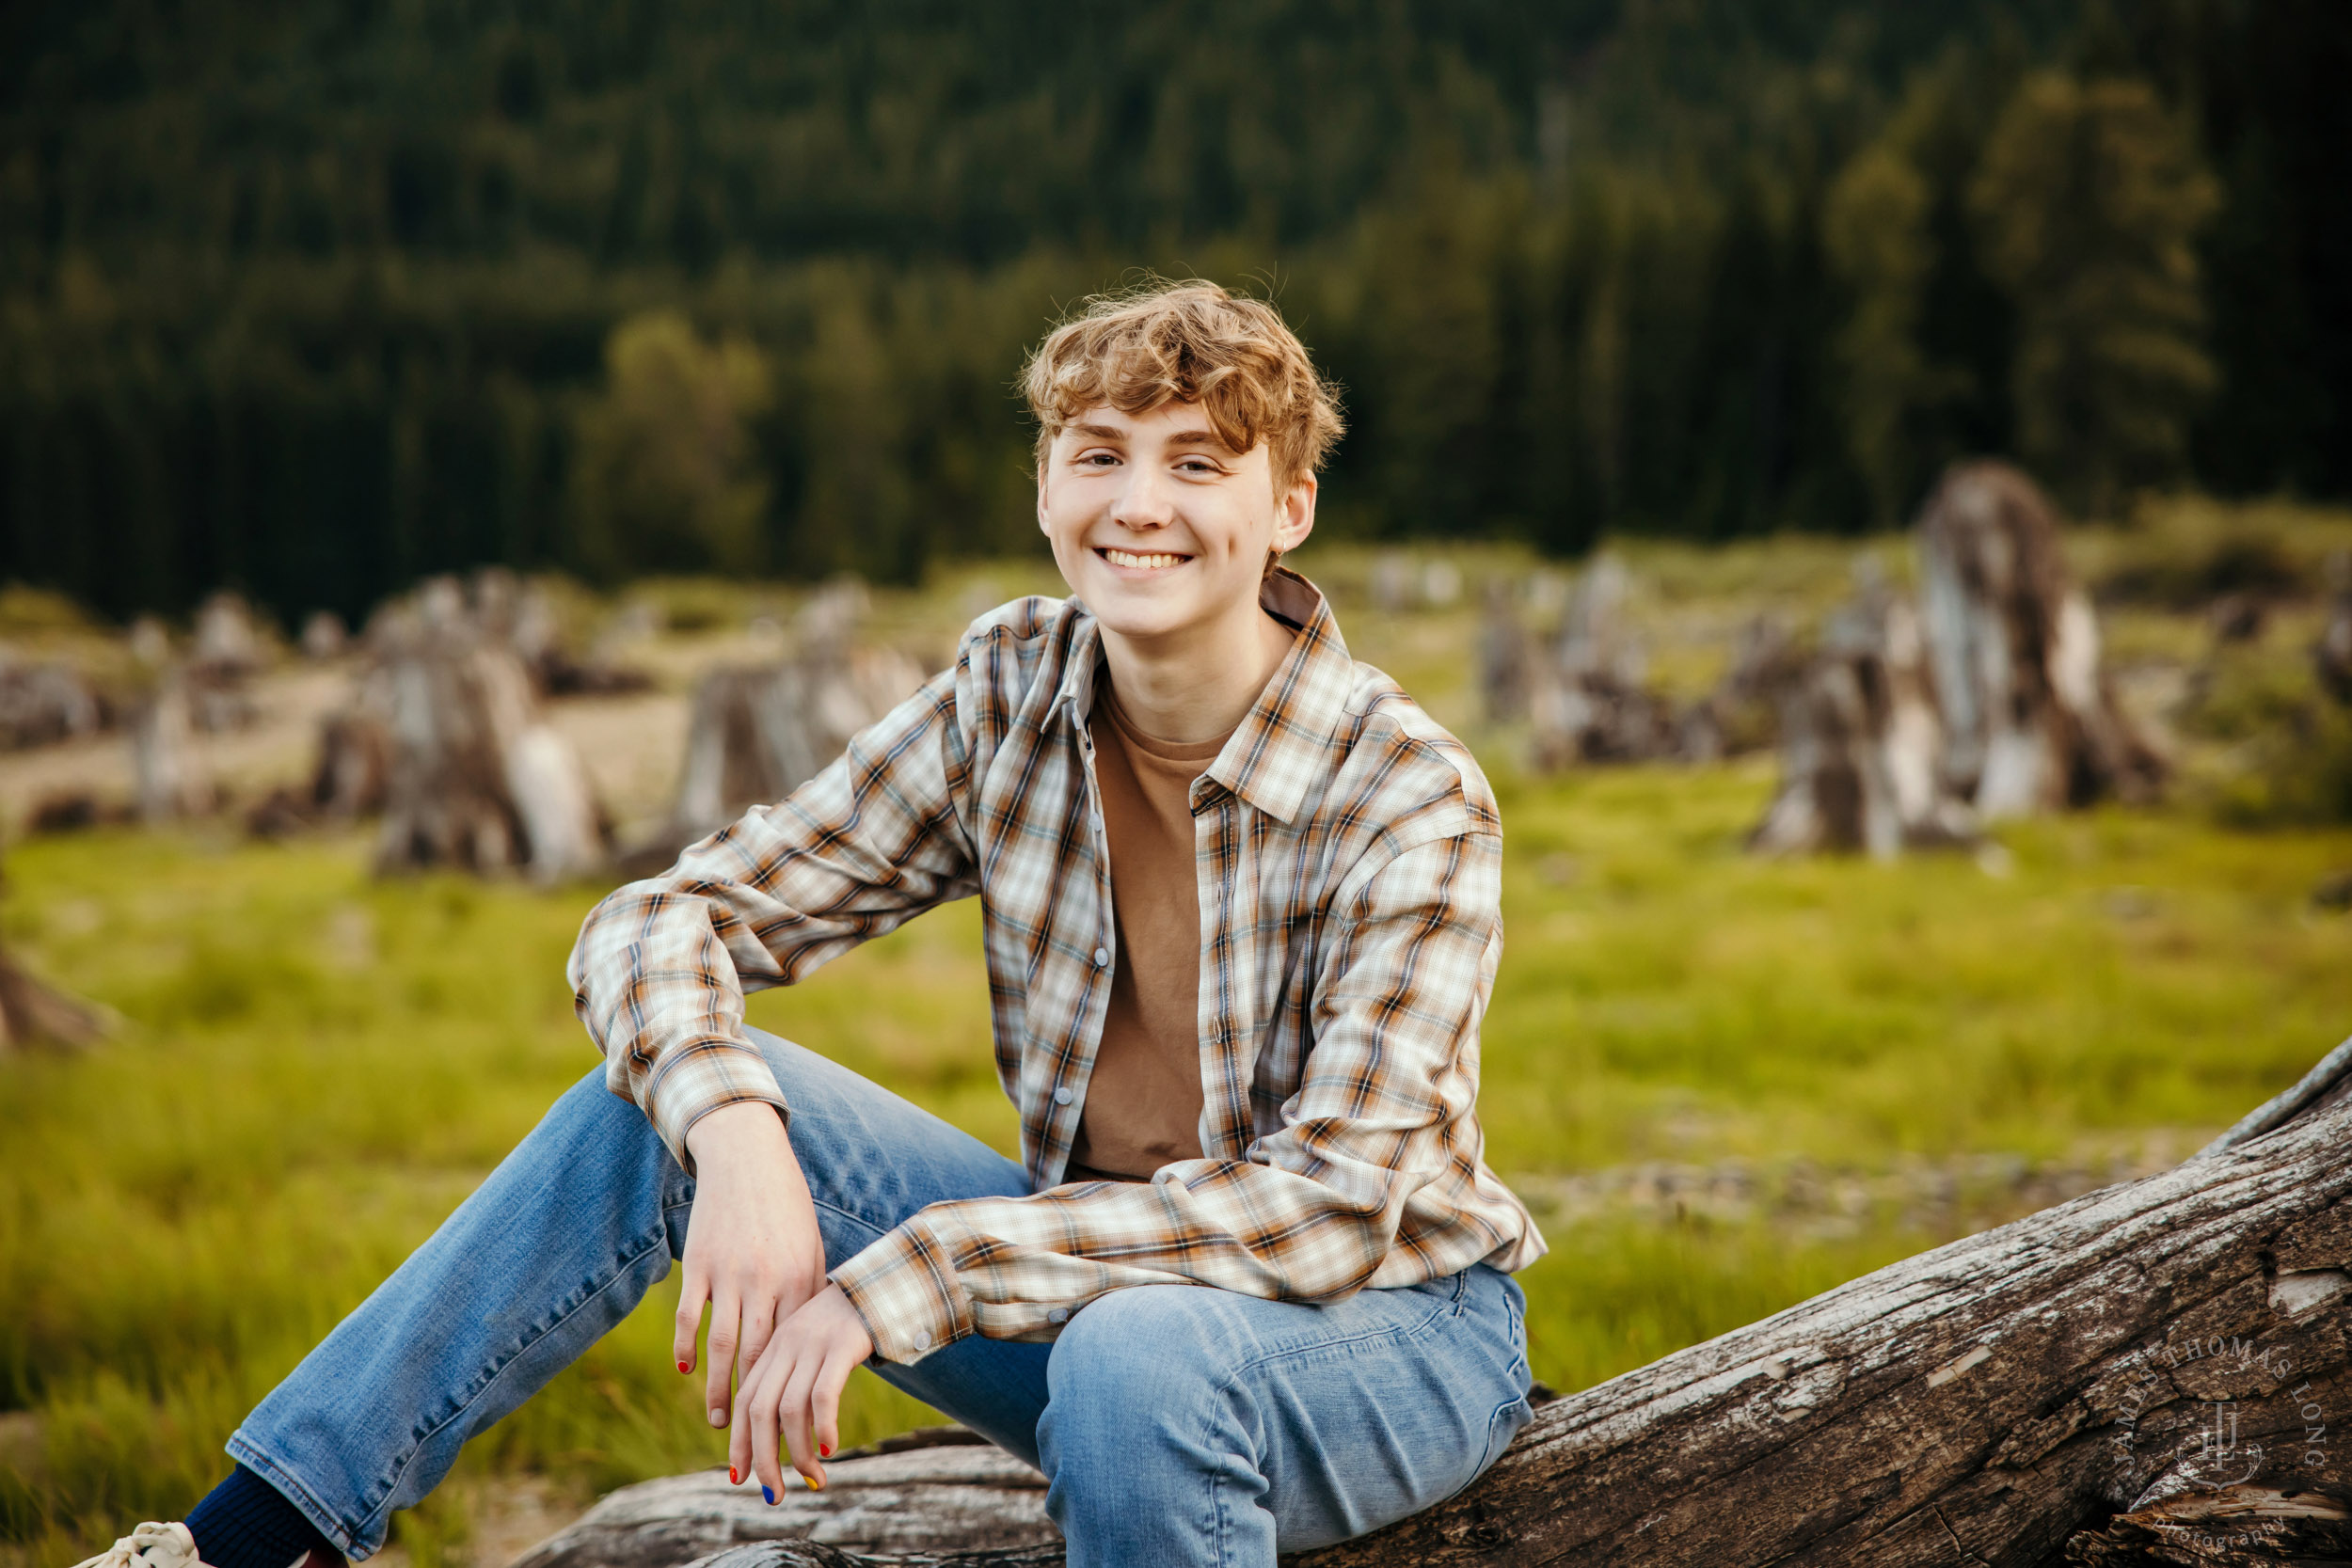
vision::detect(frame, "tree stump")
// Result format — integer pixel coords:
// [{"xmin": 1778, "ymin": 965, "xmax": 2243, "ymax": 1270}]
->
[
  {"xmin": 300, "ymin": 610, "xmax": 349, "ymax": 662},
  {"xmin": 2317, "ymin": 553, "xmax": 2352, "ymax": 707},
  {"xmin": 0, "ymin": 856, "xmax": 110, "ymax": 1054},
  {"xmin": 513, "ymin": 1037, "xmax": 2352, "ymax": 1568},
  {"xmin": 1529, "ymin": 556, "xmax": 1679, "ymax": 766},
  {"xmin": 666, "ymin": 646, "xmax": 927, "ymax": 851},
  {"xmin": 0, "ymin": 910, "xmax": 109, "ymax": 1056},
  {"xmin": 246, "ymin": 707, "xmax": 394, "ymax": 840},
  {"xmin": 369, "ymin": 584, "xmax": 606, "ymax": 883},
  {"xmin": 1678, "ymin": 615, "xmax": 1802, "ymax": 763},
  {"xmin": 472, "ymin": 567, "xmax": 652, "ymax": 697},
  {"xmin": 1750, "ymin": 584, "xmax": 1977, "ymax": 857},
  {"xmin": 0, "ymin": 652, "xmax": 105, "ymax": 751},
  {"xmin": 187, "ymin": 590, "xmax": 266, "ymax": 733},
  {"xmin": 312, "ymin": 710, "xmax": 391, "ymax": 818},
  {"xmin": 1916, "ymin": 462, "xmax": 2164, "ymax": 818},
  {"xmin": 0, "ymin": 947, "xmax": 109, "ymax": 1053},
  {"xmin": 1477, "ymin": 578, "xmax": 1534, "ymax": 724},
  {"xmin": 131, "ymin": 672, "xmax": 212, "ymax": 822}
]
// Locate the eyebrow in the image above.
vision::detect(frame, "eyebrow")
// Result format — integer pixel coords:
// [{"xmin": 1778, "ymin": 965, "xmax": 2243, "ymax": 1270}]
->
[{"xmin": 1069, "ymin": 422, "xmax": 1235, "ymax": 454}]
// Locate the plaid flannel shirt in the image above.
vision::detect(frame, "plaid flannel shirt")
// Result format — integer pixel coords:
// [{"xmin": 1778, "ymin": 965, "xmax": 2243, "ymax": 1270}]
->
[{"xmin": 567, "ymin": 569, "xmax": 1545, "ymax": 1364}]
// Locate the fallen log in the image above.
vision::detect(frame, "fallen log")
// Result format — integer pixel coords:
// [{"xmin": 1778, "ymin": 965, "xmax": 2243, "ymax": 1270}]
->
[
  {"xmin": 518, "ymin": 1038, "xmax": 2352, "ymax": 1568},
  {"xmin": 510, "ymin": 1430, "xmax": 1052, "ymax": 1568}
]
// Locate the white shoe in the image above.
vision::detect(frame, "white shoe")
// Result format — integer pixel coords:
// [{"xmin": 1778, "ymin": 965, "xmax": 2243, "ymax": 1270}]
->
[{"xmin": 70, "ymin": 1522, "xmax": 211, "ymax": 1568}]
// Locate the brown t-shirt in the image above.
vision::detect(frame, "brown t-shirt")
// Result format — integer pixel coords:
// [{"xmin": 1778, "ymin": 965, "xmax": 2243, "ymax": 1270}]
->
[{"xmin": 1065, "ymin": 686, "xmax": 1233, "ymax": 1180}]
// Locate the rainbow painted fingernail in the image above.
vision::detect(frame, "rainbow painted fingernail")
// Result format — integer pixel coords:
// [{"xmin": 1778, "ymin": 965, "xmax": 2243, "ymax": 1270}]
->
[
  {"xmin": 762, "ymin": 1485, "xmax": 776, "ymax": 1505},
  {"xmin": 729, "ymin": 1466, "xmax": 739, "ymax": 1485}
]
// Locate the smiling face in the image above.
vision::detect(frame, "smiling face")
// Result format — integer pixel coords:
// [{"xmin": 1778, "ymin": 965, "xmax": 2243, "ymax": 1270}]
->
[{"xmin": 1038, "ymin": 400, "xmax": 1316, "ymax": 646}]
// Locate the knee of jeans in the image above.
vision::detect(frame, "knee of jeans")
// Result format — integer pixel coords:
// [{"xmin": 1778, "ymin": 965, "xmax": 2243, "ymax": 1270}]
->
[
  {"xmin": 1045, "ymin": 1286, "xmax": 1232, "ymax": 1444},
  {"xmin": 541, "ymin": 1066, "xmax": 678, "ymax": 1178}
]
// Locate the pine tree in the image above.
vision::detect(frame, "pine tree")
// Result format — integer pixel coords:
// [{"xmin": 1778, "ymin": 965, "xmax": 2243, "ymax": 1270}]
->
[
  {"xmin": 1824, "ymin": 143, "xmax": 1941, "ymax": 528},
  {"xmin": 569, "ymin": 312, "xmax": 774, "ymax": 580},
  {"xmin": 1968, "ymin": 72, "xmax": 2220, "ymax": 517}
]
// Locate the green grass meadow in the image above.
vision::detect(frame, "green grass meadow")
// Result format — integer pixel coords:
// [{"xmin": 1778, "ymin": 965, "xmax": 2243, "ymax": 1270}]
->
[
  {"xmin": 6, "ymin": 523, "xmax": 2352, "ymax": 1566},
  {"xmin": 6, "ymin": 781, "xmax": 2346, "ymax": 1565}
]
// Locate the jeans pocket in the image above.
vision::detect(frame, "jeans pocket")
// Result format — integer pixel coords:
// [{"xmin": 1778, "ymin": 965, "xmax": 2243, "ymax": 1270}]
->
[{"xmin": 1447, "ymin": 1380, "xmax": 1534, "ymax": 1502}]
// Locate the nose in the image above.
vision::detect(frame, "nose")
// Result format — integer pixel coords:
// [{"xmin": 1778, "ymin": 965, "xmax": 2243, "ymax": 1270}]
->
[{"xmin": 1109, "ymin": 461, "xmax": 1178, "ymax": 531}]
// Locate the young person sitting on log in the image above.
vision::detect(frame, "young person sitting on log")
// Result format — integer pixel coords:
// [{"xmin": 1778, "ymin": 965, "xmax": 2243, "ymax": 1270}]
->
[{"xmin": 85, "ymin": 280, "xmax": 1547, "ymax": 1568}]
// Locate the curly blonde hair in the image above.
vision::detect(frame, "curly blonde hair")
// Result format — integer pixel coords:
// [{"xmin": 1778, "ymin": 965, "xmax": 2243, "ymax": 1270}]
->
[{"xmin": 1022, "ymin": 279, "xmax": 1345, "ymax": 492}]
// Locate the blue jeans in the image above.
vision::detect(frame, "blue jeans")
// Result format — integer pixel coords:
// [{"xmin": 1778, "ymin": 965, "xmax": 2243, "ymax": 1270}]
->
[{"xmin": 229, "ymin": 1028, "xmax": 1534, "ymax": 1567}]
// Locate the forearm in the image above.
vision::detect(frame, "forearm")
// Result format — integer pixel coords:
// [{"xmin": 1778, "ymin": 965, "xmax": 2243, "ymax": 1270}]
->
[
  {"xmin": 565, "ymin": 671, "xmax": 978, "ymax": 1161},
  {"xmin": 831, "ymin": 1155, "xmax": 1410, "ymax": 1362}
]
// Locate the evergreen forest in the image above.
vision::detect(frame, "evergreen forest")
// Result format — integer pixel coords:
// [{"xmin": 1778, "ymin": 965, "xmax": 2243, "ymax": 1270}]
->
[{"xmin": 3, "ymin": 0, "xmax": 2345, "ymax": 625}]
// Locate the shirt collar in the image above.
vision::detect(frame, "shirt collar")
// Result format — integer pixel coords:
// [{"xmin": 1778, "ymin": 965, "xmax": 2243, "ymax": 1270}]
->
[{"xmin": 1057, "ymin": 566, "xmax": 1353, "ymax": 828}]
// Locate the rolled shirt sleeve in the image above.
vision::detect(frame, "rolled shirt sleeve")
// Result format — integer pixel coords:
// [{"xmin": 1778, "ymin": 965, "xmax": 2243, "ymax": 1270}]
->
[{"xmin": 564, "ymin": 666, "xmax": 978, "ymax": 1168}]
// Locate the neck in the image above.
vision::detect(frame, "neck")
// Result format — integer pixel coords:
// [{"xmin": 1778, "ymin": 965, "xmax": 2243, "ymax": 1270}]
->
[{"xmin": 1096, "ymin": 582, "xmax": 1297, "ymax": 744}]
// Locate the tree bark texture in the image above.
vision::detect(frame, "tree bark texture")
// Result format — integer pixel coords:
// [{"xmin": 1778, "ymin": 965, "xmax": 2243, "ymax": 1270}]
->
[
  {"xmin": 1916, "ymin": 461, "xmax": 2165, "ymax": 818},
  {"xmin": 516, "ymin": 1041, "xmax": 2352, "ymax": 1568},
  {"xmin": 511, "ymin": 1432, "xmax": 1054, "ymax": 1568}
]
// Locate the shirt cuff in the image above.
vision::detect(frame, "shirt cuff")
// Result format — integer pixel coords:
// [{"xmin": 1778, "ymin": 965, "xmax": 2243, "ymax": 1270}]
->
[
  {"xmin": 646, "ymin": 1037, "xmax": 792, "ymax": 1172},
  {"xmin": 830, "ymin": 1218, "xmax": 974, "ymax": 1365}
]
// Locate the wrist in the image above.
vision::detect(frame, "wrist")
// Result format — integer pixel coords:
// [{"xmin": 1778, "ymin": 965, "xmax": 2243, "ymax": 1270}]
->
[{"xmin": 684, "ymin": 1099, "xmax": 790, "ymax": 1169}]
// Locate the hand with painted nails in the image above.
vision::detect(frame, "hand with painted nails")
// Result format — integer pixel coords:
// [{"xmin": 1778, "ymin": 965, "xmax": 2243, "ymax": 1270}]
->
[
  {"xmin": 730, "ymin": 1282, "xmax": 874, "ymax": 1498},
  {"xmin": 675, "ymin": 1102, "xmax": 831, "ymax": 1435}
]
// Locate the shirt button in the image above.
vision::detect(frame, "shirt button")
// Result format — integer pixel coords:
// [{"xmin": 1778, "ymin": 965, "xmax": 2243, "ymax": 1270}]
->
[
  {"xmin": 1048, "ymin": 1307, "xmax": 1070, "ymax": 1324},
  {"xmin": 1093, "ymin": 946, "xmax": 1109, "ymax": 967},
  {"xmin": 1053, "ymin": 1086, "xmax": 1074, "ymax": 1106}
]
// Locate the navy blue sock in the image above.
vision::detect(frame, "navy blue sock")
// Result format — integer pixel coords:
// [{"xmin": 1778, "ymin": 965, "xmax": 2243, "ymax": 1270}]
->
[{"xmin": 183, "ymin": 1465, "xmax": 338, "ymax": 1568}]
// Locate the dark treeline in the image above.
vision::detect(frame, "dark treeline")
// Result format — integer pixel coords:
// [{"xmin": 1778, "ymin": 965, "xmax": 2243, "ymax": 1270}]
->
[{"xmin": 1, "ymin": 0, "xmax": 2344, "ymax": 625}]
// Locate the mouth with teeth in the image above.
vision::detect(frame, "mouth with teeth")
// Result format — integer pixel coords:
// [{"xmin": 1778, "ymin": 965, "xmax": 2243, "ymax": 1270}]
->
[{"xmin": 1097, "ymin": 547, "xmax": 1193, "ymax": 571}]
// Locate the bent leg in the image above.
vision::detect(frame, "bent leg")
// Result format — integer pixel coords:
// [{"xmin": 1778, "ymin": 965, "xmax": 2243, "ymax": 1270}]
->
[
  {"xmin": 230, "ymin": 1029, "xmax": 1050, "ymax": 1558},
  {"xmin": 1037, "ymin": 1266, "xmax": 1532, "ymax": 1568},
  {"xmin": 229, "ymin": 1066, "xmax": 689, "ymax": 1557}
]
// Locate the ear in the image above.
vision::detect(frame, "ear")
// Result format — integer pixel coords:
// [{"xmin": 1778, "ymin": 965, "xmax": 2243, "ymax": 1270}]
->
[{"xmin": 1274, "ymin": 474, "xmax": 1318, "ymax": 556}]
